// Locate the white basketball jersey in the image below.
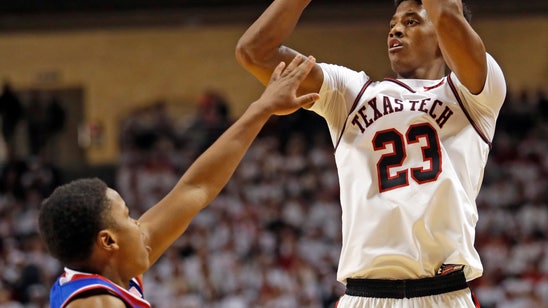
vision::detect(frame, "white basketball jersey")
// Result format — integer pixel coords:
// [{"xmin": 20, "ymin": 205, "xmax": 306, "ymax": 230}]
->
[{"xmin": 310, "ymin": 54, "xmax": 506, "ymax": 283}]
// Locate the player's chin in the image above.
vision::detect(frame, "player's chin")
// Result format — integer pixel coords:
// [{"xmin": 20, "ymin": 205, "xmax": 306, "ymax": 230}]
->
[
  {"xmin": 135, "ymin": 260, "xmax": 150, "ymax": 276},
  {"xmin": 388, "ymin": 51, "xmax": 403, "ymax": 63},
  {"xmin": 388, "ymin": 59, "xmax": 409, "ymax": 77},
  {"xmin": 388, "ymin": 54, "xmax": 398, "ymax": 67},
  {"xmin": 137, "ymin": 248, "xmax": 152, "ymax": 270}
]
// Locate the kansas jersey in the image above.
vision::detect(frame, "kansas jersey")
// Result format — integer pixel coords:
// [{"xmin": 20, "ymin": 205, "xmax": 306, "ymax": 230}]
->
[
  {"xmin": 310, "ymin": 54, "xmax": 506, "ymax": 283},
  {"xmin": 50, "ymin": 267, "xmax": 151, "ymax": 308}
]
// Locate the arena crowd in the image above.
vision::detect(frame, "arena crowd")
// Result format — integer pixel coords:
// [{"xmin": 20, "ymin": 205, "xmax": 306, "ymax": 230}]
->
[{"xmin": 0, "ymin": 88, "xmax": 546, "ymax": 308}]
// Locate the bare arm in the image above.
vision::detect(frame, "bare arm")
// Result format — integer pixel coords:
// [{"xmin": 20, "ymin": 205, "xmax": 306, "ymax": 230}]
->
[
  {"xmin": 235, "ymin": 0, "xmax": 323, "ymax": 96},
  {"xmin": 139, "ymin": 55, "xmax": 320, "ymax": 264},
  {"xmin": 422, "ymin": 0, "xmax": 486, "ymax": 94}
]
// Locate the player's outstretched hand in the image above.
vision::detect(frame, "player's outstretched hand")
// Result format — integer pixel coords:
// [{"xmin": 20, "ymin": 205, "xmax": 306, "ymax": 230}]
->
[{"xmin": 256, "ymin": 55, "xmax": 320, "ymax": 116}]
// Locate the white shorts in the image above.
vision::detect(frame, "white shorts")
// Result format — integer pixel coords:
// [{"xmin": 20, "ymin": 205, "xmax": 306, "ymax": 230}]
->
[{"xmin": 336, "ymin": 288, "xmax": 476, "ymax": 308}]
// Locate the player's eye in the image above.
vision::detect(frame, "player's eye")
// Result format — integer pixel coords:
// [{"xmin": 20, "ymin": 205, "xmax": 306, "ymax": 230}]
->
[{"xmin": 406, "ymin": 19, "xmax": 417, "ymax": 26}]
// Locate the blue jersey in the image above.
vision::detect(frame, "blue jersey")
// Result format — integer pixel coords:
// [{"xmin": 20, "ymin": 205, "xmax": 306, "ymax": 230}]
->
[{"xmin": 50, "ymin": 268, "xmax": 151, "ymax": 308}]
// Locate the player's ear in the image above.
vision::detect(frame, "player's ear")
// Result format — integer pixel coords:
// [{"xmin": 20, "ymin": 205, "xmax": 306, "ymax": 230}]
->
[{"xmin": 97, "ymin": 230, "xmax": 119, "ymax": 252}]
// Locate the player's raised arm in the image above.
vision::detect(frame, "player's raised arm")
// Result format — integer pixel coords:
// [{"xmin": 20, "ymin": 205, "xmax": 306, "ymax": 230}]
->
[
  {"xmin": 139, "ymin": 55, "xmax": 319, "ymax": 264},
  {"xmin": 421, "ymin": 0, "xmax": 487, "ymax": 94},
  {"xmin": 235, "ymin": 0, "xmax": 323, "ymax": 96}
]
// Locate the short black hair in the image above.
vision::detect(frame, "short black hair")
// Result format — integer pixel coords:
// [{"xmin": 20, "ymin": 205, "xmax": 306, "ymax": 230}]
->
[
  {"xmin": 394, "ymin": 0, "xmax": 472, "ymax": 22},
  {"xmin": 38, "ymin": 178, "xmax": 111, "ymax": 266}
]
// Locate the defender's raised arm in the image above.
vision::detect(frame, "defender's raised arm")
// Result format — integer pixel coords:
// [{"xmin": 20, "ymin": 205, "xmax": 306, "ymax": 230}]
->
[{"xmin": 139, "ymin": 55, "xmax": 319, "ymax": 264}]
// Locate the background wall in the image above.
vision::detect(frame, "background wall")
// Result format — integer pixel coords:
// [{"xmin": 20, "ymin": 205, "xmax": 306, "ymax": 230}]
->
[{"xmin": 0, "ymin": 13, "xmax": 546, "ymax": 166}]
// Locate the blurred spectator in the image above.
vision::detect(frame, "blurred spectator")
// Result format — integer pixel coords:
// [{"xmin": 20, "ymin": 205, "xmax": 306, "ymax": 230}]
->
[
  {"xmin": 537, "ymin": 89, "xmax": 548, "ymax": 120},
  {"xmin": 12, "ymin": 89, "xmax": 67, "ymax": 160},
  {"xmin": 25, "ymin": 91, "xmax": 50, "ymax": 156},
  {"xmin": 179, "ymin": 90, "xmax": 232, "ymax": 153},
  {"xmin": 45, "ymin": 94, "xmax": 67, "ymax": 147},
  {"xmin": 119, "ymin": 100, "xmax": 178, "ymax": 155},
  {"xmin": 0, "ymin": 88, "xmax": 546, "ymax": 307},
  {"xmin": 0, "ymin": 82, "xmax": 24, "ymax": 153},
  {"xmin": 0, "ymin": 148, "xmax": 28, "ymax": 200}
]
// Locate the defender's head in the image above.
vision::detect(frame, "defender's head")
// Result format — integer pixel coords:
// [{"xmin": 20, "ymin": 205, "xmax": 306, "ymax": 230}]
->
[{"xmin": 38, "ymin": 178, "xmax": 111, "ymax": 266}]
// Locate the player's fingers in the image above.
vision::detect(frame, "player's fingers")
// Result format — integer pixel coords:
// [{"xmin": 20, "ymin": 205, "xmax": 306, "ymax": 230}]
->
[
  {"xmin": 283, "ymin": 54, "xmax": 304, "ymax": 76},
  {"xmin": 291, "ymin": 56, "xmax": 316, "ymax": 81},
  {"xmin": 295, "ymin": 92, "xmax": 320, "ymax": 106},
  {"xmin": 269, "ymin": 61, "xmax": 286, "ymax": 83}
]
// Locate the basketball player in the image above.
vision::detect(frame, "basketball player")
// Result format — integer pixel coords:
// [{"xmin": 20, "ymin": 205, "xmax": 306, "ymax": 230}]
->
[
  {"xmin": 236, "ymin": 0, "xmax": 506, "ymax": 306},
  {"xmin": 38, "ymin": 55, "xmax": 319, "ymax": 308}
]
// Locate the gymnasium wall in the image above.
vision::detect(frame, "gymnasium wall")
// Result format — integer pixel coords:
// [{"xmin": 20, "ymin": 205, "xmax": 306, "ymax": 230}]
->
[{"xmin": 0, "ymin": 15, "xmax": 546, "ymax": 165}]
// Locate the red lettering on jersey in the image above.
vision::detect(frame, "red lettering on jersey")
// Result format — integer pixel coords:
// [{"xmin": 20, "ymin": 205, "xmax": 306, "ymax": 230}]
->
[
  {"xmin": 350, "ymin": 96, "xmax": 453, "ymax": 133},
  {"xmin": 367, "ymin": 98, "xmax": 383, "ymax": 121},
  {"xmin": 429, "ymin": 100, "xmax": 442, "ymax": 119},
  {"xmin": 418, "ymin": 98, "xmax": 430, "ymax": 113},
  {"xmin": 383, "ymin": 96, "xmax": 395, "ymax": 115},
  {"xmin": 352, "ymin": 113, "xmax": 366, "ymax": 133},
  {"xmin": 409, "ymin": 100, "xmax": 419, "ymax": 111},
  {"xmin": 394, "ymin": 98, "xmax": 404, "ymax": 111},
  {"xmin": 436, "ymin": 106, "xmax": 454, "ymax": 128}
]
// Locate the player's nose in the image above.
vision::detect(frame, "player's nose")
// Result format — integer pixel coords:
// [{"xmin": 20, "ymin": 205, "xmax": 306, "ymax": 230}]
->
[{"xmin": 389, "ymin": 23, "xmax": 404, "ymax": 38}]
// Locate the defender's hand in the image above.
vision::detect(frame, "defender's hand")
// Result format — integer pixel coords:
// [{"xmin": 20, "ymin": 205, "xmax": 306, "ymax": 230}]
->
[{"xmin": 258, "ymin": 55, "xmax": 320, "ymax": 116}]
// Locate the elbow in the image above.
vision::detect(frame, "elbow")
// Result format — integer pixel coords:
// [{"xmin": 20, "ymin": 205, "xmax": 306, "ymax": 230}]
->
[
  {"xmin": 235, "ymin": 32, "xmax": 287, "ymax": 86},
  {"xmin": 235, "ymin": 37, "xmax": 267, "ymax": 71},
  {"xmin": 235, "ymin": 33, "xmax": 276, "ymax": 70},
  {"xmin": 235, "ymin": 38, "xmax": 254, "ymax": 68},
  {"xmin": 234, "ymin": 38, "xmax": 271, "ymax": 85}
]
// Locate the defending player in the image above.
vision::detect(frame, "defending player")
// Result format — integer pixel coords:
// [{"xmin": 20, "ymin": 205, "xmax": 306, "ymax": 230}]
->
[
  {"xmin": 236, "ymin": 0, "xmax": 506, "ymax": 306},
  {"xmin": 38, "ymin": 55, "xmax": 319, "ymax": 308}
]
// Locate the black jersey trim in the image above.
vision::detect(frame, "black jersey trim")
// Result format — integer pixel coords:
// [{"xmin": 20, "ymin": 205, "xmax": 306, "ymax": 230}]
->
[
  {"xmin": 447, "ymin": 75, "xmax": 492, "ymax": 149},
  {"xmin": 383, "ymin": 77, "xmax": 416, "ymax": 93},
  {"xmin": 334, "ymin": 79, "xmax": 372, "ymax": 151}
]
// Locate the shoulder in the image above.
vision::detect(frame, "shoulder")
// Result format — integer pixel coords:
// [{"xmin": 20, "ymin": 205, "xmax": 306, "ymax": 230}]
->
[
  {"xmin": 449, "ymin": 53, "xmax": 506, "ymax": 107},
  {"xmin": 483, "ymin": 53, "xmax": 505, "ymax": 82},
  {"xmin": 318, "ymin": 62, "xmax": 368, "ymax": 81},
  {"xmin": 53, "ymin": 270, "xmax": 144, "ymax": 308},
  {"xmin": 66, "ymin": 294, "xmax": 127, "ymax": 308},
  {"xmin": 318, "ymin": 62, "xmax": 371, "ymax": 96}
]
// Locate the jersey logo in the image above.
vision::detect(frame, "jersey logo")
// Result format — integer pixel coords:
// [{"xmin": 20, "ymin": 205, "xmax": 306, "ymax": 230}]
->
[{"xmin": 351, "ymin": 95, "xmax": 454, "ymax": 133}]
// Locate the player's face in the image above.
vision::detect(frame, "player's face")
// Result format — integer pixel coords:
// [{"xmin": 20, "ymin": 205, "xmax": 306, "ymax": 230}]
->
[
  {"xmin": 106, "ymin": 188, "xmax": 151, "ymax": 278},
  {"xmin": 387, "ymin": 1, "xmax": 442, "ymax": 78}
]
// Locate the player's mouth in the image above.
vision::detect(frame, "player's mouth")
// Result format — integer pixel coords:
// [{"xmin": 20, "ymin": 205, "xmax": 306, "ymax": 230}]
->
[{"xmin": 389, "ymin": 39, "xmax": 403, "ymax": 51}]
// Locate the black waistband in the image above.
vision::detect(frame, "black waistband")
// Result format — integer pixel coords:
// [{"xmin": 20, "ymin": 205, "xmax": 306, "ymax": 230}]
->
[{"xmin": 345, "ymin": 270, "xmax": 468, "ymax": 299}]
